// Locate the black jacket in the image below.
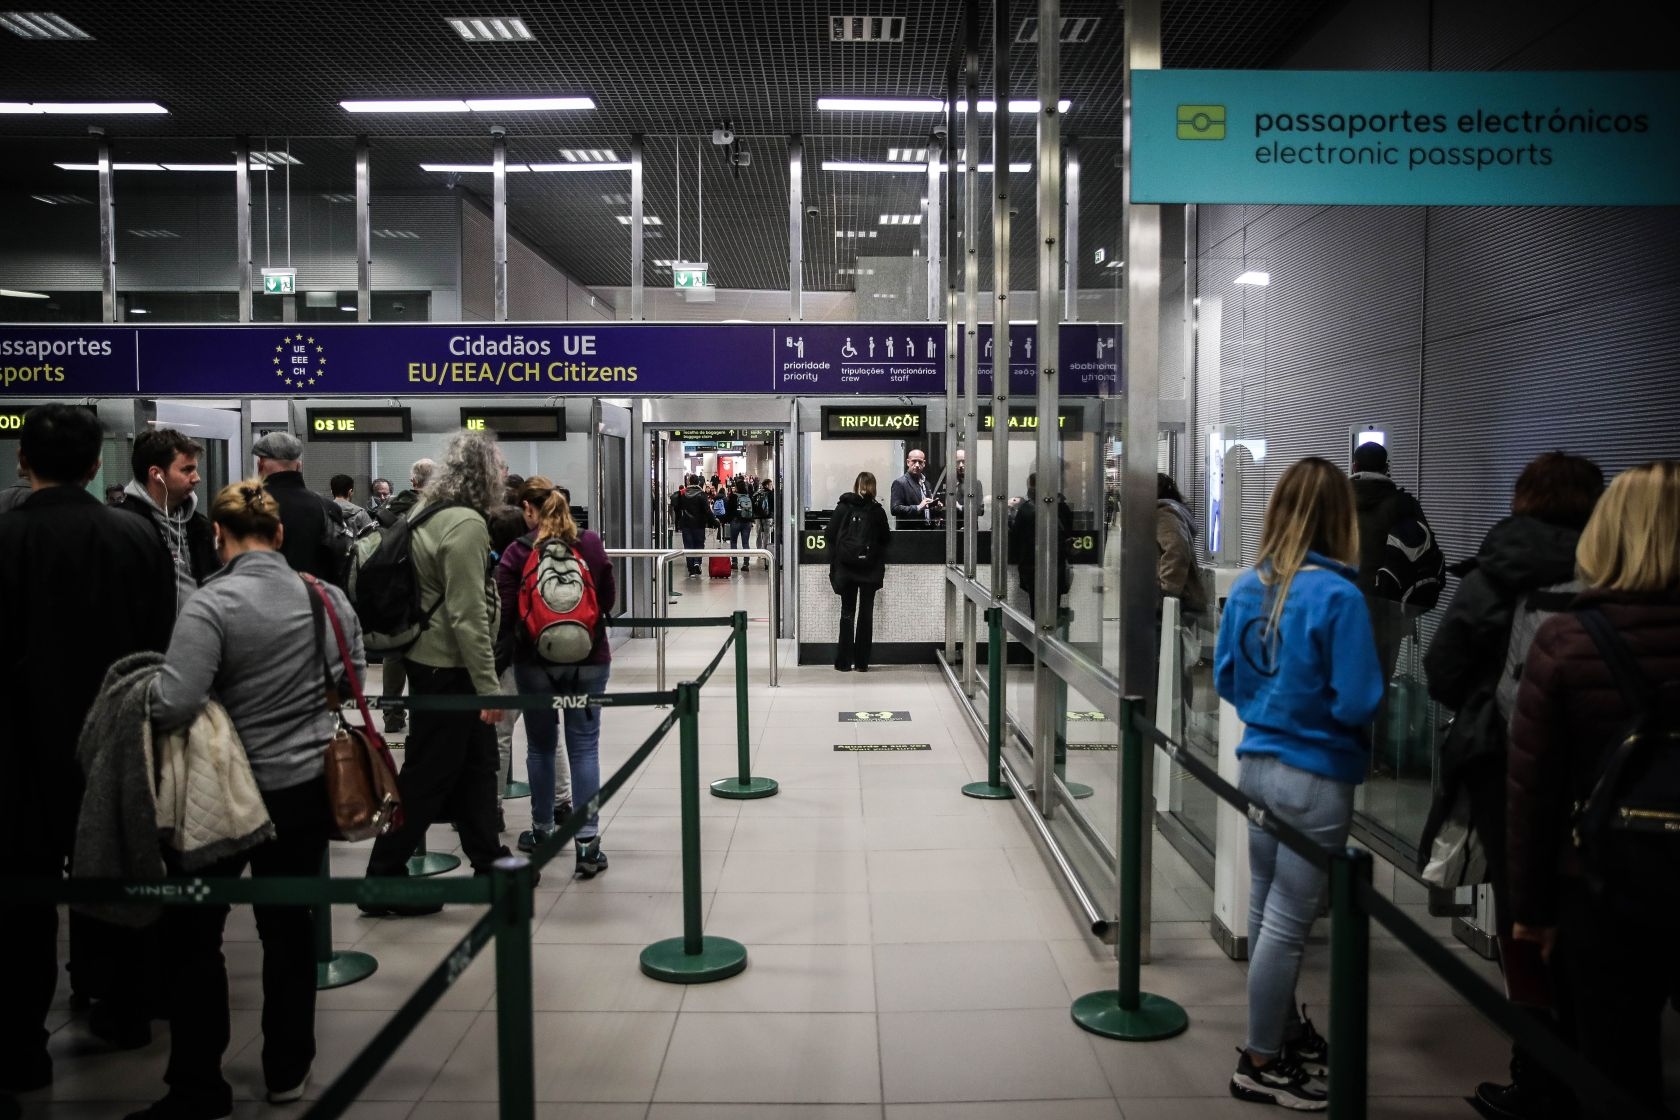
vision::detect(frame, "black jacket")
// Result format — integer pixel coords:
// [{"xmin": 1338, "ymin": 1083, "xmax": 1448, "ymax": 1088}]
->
[
  {"xmin": 675, "ymin": 485, "xmax": 716, "ymax": 531},
  {"xmin": 1009, "ymin": 492, "xmax": 1074, "ymax": 609},
  {"xmin": 1352, "ymin": 472, "xmax": 1426, "ymax": 597},
  {"xmin": 374, "ymin": 487, "xmax": 421, "ymax": 528},
  {"xmin": 263, "ymin": 470, "xmax": 348, "ymax": 585},
  {"xmin": 889, "ymin": 472, "xmax": 940, "ymax": 529},
  {"xmin": 113, "ymin": 492, "xmax": 219, "ymax": 584},
  {"xmin": 828, "ymin": 491, "xmax": 890, "ymax": 590},
  {"xmin": 0, "ymin": 486, "xmax": 175, "ymax": 843}
]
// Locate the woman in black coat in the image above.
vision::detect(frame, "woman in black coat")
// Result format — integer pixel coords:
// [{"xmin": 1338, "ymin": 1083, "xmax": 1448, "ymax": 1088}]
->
[
  {"xmin": 1420, "ymin": 450, "xmax": 1602, "ymax": 1120},
  {"xmin": 829, "ymin": 471, "xmax": 891, "ymax": 672}
]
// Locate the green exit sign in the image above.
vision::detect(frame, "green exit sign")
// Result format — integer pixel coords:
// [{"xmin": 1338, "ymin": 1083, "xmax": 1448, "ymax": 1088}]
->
[
  {"xmin": 261, "ymin": 268, "xmax": 296, "ymax": 296},
  {"xmin": 672, "ymin": 261, "xmax": 708, "ymax": 290}
]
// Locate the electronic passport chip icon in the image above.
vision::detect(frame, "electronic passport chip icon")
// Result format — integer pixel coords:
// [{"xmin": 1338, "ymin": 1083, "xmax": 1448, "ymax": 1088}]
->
[{"xmin": 1177, "ymin": 104, "xmax": 1226, "ymax": 141}]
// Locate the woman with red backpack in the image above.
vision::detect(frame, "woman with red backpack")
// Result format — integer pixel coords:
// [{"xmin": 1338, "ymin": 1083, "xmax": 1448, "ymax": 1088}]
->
[{"xmin": 499, "ymin": 480, "xmax": 615, "ymax": 876}]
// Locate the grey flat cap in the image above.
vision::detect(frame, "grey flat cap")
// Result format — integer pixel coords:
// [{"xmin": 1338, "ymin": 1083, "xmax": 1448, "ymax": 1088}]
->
[{"xmin": 251, "ymin": 431, "xmax": 304, "ymax": 460}]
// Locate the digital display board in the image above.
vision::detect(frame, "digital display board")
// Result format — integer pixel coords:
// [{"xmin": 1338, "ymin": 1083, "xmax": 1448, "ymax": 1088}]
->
[
  {"xmin": 978, "ymin": 406, "xmax": 1086, "ymax": 436},
  {"xmin": 460, "ymin": 407, "xmax": 567, "ymax": 441},
  {"xmin": 305, "ymin": 407, "xmax": 412, "ymax": 441},
  {"xmin": 819, "ymin": 406, "xmax": 926, "ymax": 439},
  {"xmin": 0, "ymin": 403, "xmax": 98, "ymax": 432}
]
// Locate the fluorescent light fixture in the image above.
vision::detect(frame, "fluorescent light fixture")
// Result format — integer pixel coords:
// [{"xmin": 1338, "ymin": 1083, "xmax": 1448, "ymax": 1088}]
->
[
  {"xmin": 373, "ymin": 229, "xmax": 420, "ymax": 239},
  {"xmin": 0, "ymin": 288, "xmax": 50, "ymax": 298},
  {"xmin": 4, "ymin": 100, "xmax": 166, "ymax": 114},
  {"xmin": 339, "ymin": 305, "xmax": 358, "ymax": 312},
  {"xmin": 128, "ymin": 308, "xmax": 149, "ymax": 314},
  {"xmin": 250, "ymin": 150, "xmax": 302, "ymax": 167},
  {"xmin": 818, "ymin": 97, "xmax": 1070, "ymax": 114},
  {"xmin": 447, "ymin": 16, "xmax": 533, "ymax": 41},
  {"xmin": 601, "ymin": 192, "xmax": 628, "ymax": 205},
  {"xmin": 161, "ymin": 163, "xmax": 276, "ymax": 172},
  {"xmin": 465, "ymin": 96, "xmax": 594, "ymax": 112},
  {"xmin": 55, "ymin": 161, "xmax": 165, "ymax": 171},
  {"xmin": 527, "ymin": 161, "xmax": 630, "ymax": 172},
  {"xmin": 947, "ymin": 162, "xmax": 1034, "ymax": 174},
  {"xmin": 127, "ymin": 228, "xmax": 180, "ymax": 238},
  {"xmin": 30, "ymin": 192, "xmax": 90, "ymax": 204},
  {"xmin": 1, "ymin": 11, "xmax": 92, "ymax": 39},
  {"xmin": 615, "ymin": 214, "xmax": 662, "ymax": 225},
  {"xmin": 343, "ymin": 99, "xmax": 470, "ymax": 113},
  {"xmin": 837, "ymin": 268, "xmax": 876, "ymax": 276},
  {"xmin": 558, "ymin": 148, "xmax": 618, "ymax": 162},
  {"xmin": 878, "ymin": 214, "xmax": 922, "ymax": 225},
  {"xmin": 1234, "ymin": 270, "xmax": 1271, "ymax": 286},
  {"xmin": 820, "ymin": 160, "xmax": 922, "ymax": 173},
  {"xmin": 834, "ymin": 230, "xmax": 880, "ymax": 238},
  {"xmin": 418, "ymin": 162, "xmax": 532, "ymax": 173},
  {"xmin": 651, "ymin": 259, "xmax": 677, "ymax": 268},
  {"xmin": 817, "ymin": 97, "xmax": 943, "ymax": 113},
  {"xmin": 1105, "ymin": 259, "xmax": 1124, "ymax": 269},
  {"xmin": 348, "ymin": 96, "xmax": 592, "ymax": 113},
  {"xmin": 320, "ymin": 192, "xmax": 355, "ymax": 203},
  {"xmin": 886, "ymin": 147, "xmax": 926, "ymax": 162}
]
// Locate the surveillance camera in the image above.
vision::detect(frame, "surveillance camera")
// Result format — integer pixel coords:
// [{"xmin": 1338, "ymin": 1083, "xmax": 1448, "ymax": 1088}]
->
[
  {"xmin": 931, "ymin": 123, "xmax": 949, "ymax": 139},
  {"xmin": 732, "ymin": 150, "xmax": 751, "ymax": 167},
  {"xmin": 804, "ymin": 204, "xmax": 819, "ymax": 219},
  {"xmin": 711, "ymin": 127, "xmax": 734, "ymax": 146},
  {"xmin": 489, "ymin": 124, "xmax": 507, "ymax": 139}
]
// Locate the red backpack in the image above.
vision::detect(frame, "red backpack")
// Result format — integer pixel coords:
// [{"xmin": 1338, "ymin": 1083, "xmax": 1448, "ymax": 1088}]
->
[{"xmin": 517, "ymin": 537, "xmax": 600, "ymax": 664}]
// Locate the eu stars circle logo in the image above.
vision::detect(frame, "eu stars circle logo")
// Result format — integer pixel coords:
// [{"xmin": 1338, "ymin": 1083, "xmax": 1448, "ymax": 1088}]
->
[{"xmin": 274, "ymin": 333, "xmax": 328, "ymax": 389}]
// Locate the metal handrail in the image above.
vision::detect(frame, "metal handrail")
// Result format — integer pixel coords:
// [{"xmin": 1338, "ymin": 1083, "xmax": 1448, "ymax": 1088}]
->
[{"xmin": 608, "ymin": 546, "xmax": 780, "ymax": 690}]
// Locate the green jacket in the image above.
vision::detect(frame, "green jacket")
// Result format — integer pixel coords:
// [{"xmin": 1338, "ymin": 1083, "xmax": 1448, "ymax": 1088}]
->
[{"xmin": 406, "ymin": 500, "xmax": 500, "ymax": 697}]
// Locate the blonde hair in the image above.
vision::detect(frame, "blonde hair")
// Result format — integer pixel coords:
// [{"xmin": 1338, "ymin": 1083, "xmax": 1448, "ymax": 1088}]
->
[
  {"xmin": 854, "ymin": 471, "xmax": 877, "ymax": 499},
  {"xmin": 517, "ymin": 474, "xmax": 556, "ymax": 512},
  {"xmin": 211, "ymin": 478, "xmax": 282, "ymax": 542},
  {"xmin": 1576, "ymin": 460, "xmax": 1680, "ymax": 593},
  {"xmin": 535, "ymin": 486, "xmax": 580, "ymax": 546},
  {"xmin": 1255, "ymin": 457, "xmax": 1359, "ymax": 636}
]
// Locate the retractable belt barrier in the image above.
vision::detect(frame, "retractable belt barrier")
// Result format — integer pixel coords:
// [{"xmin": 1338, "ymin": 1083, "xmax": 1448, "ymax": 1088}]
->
[
  {"xmin": 1070, "ymin": 696, "xmax": 1665, "ymax": 1120},
  {"xmin": 1, "ymin": 619, "xmax": 778, "ymax": 1120}
]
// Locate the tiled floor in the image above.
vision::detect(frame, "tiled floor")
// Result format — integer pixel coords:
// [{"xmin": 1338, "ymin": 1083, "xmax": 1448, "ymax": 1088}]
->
[{"xmin": 23, "ymin": 572, "xmax": 1538, "ymax": 1118}]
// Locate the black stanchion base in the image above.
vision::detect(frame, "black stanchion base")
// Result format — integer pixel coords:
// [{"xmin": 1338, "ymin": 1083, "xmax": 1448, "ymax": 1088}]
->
[
  {"xmin": 1070, "ymin": 990, "xmax": 1189, "ymax": 1041},
  {"xmin": 710, "ymin": 776, "xmax": 779, "ymax": 800},
  {"xmin": 317, "ymin": 949, "xmax": 378, "ymax": 990}
]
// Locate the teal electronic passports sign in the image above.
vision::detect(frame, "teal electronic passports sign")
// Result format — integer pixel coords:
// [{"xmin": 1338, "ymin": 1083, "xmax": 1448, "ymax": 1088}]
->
[{"xmin": 1131, "ymin": 70, "xmax": 1680, "ymax": 206}]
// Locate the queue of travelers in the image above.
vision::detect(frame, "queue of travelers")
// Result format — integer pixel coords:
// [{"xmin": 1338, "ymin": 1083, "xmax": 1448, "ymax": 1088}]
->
[
  {"xmin": 668, "ymin": 470, "xmax": 777, "ymax": 574},
  {"xmin": 0, "ymin": 407, "xmax": 620, "ymax": 1117}
]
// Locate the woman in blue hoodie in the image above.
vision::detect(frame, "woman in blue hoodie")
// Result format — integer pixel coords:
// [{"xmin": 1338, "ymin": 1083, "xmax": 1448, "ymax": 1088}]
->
[{"xmin": 1216, "ymin": 457, "xmax": 1384, "ymax": 1111}]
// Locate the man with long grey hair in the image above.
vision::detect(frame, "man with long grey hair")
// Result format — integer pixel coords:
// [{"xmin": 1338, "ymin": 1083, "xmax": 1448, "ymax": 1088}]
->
[{"xmin": 362, "ymin": 430, "xmax": 517, "ymax": 912}]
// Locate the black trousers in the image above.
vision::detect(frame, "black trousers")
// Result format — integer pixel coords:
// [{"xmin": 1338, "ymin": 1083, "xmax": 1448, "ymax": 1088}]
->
[
  {"xmin": 161, "ymin": 776, "xmax": 330, "ymax": 1106},
  {"xmin": 367, "ymin": 661, "xmax": 504, "ymax": 876},
  {"xmin": 680, "ymin": 525, "xmax": 706, "ymax": 572},
  {"xmin": 836, "ymin": 583, "xmax": 878, "ymax": 670}
]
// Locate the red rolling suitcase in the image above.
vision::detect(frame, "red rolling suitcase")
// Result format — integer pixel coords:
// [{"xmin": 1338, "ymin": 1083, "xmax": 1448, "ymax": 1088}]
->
[{"xmin": 709, "ymin": 555, "xmax": 733, "ymax": 579}]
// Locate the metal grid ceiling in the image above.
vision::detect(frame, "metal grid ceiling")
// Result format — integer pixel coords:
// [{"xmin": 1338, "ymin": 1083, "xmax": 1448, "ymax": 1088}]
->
[{"xmin": 0, "ymin": 0, "xmax": 1341, "ymax": 293}]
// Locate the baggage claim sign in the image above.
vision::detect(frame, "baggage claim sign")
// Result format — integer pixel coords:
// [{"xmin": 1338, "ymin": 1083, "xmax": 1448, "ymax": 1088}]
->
[{"xmin": 0, "ymin": 322, "xmax": 1121, "ymax": 398}]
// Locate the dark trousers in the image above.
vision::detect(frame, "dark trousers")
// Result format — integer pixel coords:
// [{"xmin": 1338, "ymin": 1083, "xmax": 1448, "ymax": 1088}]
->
[
  {"xmin": 367, "ymin": 661, "xmax": 504, "ymax": 876},
  {"xmin": 680, "ymin": 525, "xmax": 706, "ymax": 573},
  {"xmin": 836, "ymin": 583, "xmax": 878, "ymax": 670},
  {"xmin": 161, "ymin": 777, "xmax": 330, "ymax": 1106},
  {"xmin": 0, "ymin": 816, "xmax": 69, "ymax": 1084},
  {"xmin": 1558, "ymin": 883, "xmax": 1674, "ymax": 1118}
]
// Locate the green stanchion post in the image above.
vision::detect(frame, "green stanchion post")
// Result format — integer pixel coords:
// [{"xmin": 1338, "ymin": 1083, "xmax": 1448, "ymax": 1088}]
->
[
  {"xmin": 408, "ymin": 833, "xmax": 462, "ymax": 878},
  {"xmin": 1071, "ymin": 697, "xmax": 1189, "ymax": 1041},
  {"xmin": 964, "ymin": 607, "xmax": 1013, "ymax": 799},
  {"xmin": 1329, "ymin": 848, "xmax": 1372, "ymax": 1120},
  {"xmin": 712, "ymin": 610, "xmax": 779, "ymax": 800},
  {"xmin": 315, "ymin": 850, "xmax": 378, "ymax": 989},
  {"xmin": 491, "ymin": 855, "xmax": 536, "ymax": 1120},
  {"xmin": 641, "ymin": 681, "xmax": 748, "ymax": 983}
]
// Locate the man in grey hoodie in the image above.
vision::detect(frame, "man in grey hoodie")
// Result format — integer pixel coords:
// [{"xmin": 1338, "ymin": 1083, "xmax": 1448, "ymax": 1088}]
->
[{"xmin": 117, "ymin": 428, "xmax": 218, "ymax": 616}]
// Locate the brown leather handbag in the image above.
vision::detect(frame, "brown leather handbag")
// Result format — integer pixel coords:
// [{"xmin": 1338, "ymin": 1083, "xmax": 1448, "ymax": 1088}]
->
[{"xmin": 303, "ymin": 575, "xmax": 403, "ymax": 841}]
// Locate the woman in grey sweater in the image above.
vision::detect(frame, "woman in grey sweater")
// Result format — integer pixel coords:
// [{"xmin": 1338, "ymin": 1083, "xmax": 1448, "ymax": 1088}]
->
[{"xmin": 130, "ymin": 480, "xmax": 365, "ymax": 1120}]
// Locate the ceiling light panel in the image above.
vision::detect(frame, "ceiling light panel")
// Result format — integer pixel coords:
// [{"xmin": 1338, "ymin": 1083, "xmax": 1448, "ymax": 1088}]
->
[
  {"xmin": 418, "ymin": 162, "xmax": 532, "ymax": 172},
  {"xmin": 827, "ymin": 15, "xmax": 906, "ymax": 42},
  {"xmin": 834, "ymin": 230, "xmax": 880, "ymax": 238},
  {"xmin": 886, "ymin": 147, "xmax": 926, "ymax": 162},
  {"xmin": 0, "ymin": 11, "xmax": 90, "ymax": 39},
  {"xmin": 526, "ymin": 162, "xmax": 630, "ymax": 172},
  {"xmin": 250, "ymin": 151, "xmax": 302, "ymax": 166},
  {"xmin": 127, "ymin": 228, "xmax": 180, "ymax": 239},
  {"xmin": 344, "ymin": 96, "xmax": 592, "ymax": 113},
  {"xmin": 1016, "ymin": 16, "xmax": 1101, "ymax": 43},
  {"xmin": 3, "ymin": 101, "xmax": 166, "ymax": 114},
  {"xmin": 558, "ymin": 148, "xmax": 619, "ymax": 162},
  {"xmin": 614, "ymin": 214, "xmax": 662, "ymax": 225},
  {"xmin": 373, "ymin": 229, "xmax": 420, "ymax": 240},
  {"xmin": 31, "ymin": 192, "xmax": 90, "ymax": 204},
  {"xmin": 320, "ymin": 192, "xmax": 355, "ymax": 204},
  {"xmin": 447, "ymin": 16, "xmax": 533, "ymax": 42},
  {"xmin": 878, "ymin": 214, "xmax": 923, "ymax": 225}
]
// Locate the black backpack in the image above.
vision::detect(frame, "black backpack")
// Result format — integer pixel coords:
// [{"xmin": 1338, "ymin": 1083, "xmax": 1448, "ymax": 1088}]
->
[
  {"xmin": 347, "ymin": 501, "xmax": 459, "ymax": 653},
  {"xmin": 1575, "ymin": 607, "xmax": 1680, "ymax": 906},
  {"xmin": 753, "ymin": 490, "xmax": 773, "ymax": 519},
  {"xmin": 831, "ymin": 505, "xmax": 875, "ymax": 568},
  {"xmin": 1374, "ymin": 497, "xmax": 1446, "ymax": 611},
  {"xmin": 733, "ymin": 491, "xmax": 755, "ymax": 523}
]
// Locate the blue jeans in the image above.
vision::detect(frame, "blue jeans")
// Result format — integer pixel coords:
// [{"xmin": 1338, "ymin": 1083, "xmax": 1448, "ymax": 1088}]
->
[
  {"xmin": 514, "ymin": 661, "xmax": 610, "ymax": 838},
  {"xmin": 1239, "ymin": 753, "xmax": 1355, "ymax": 1058},
  {"xmin": 680, "ymin": 525, "xmax": 706, "ymax": 573},
  {"xmin": 727, "ymin": 519, "xmax": 752, "ymax": 560}
]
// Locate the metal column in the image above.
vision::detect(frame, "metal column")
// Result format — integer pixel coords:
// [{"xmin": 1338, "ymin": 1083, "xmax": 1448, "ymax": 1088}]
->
[
  {"xmin": 960, "ymin": 0, "xmax": 982, "ymax": 696},
  {"xmin": 1064, "ymin": 138, "xmax": 1079, "ymax": 321},
  {"xmin": 95, "ymin": 131, "xmax": 116, "ymax": 322},
  {"xmin": 988, "ymin": 0, "xmax": 1012, "ymax": 600},
  {"xmin": 630, "ymin": 135, "xmax": 645, "ymax": 321},
  {"xmin": 1032, "ymin": 0, "xmax": 1063, "ymax": 814},
  {"xmin": 355, "ymin": 137, "xmax": 372, "ymax": 323},
  {"xmin": 936, "ymin": 109, "xmax": 956, "ymax": 667},
  {"xmin": 1121, "ymin": 0, "xmax": 1164, "ymax": 961},
  {"xmin": 926, "ymin": 157, "xmax": 942, "ymax": 323},
  {"xmin": 235, "ymin": 136, "xmax": 253, "ymax": 323},
  {"xmin": 788, "ymin": 136, "xmax": 803, "ymax": 321},
  {"xmin": 492, "ymin": 132, "xmax": 509, "ymax": 322}
]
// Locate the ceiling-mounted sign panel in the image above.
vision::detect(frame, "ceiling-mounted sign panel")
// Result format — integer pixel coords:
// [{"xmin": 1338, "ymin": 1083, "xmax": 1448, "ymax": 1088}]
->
[
  {"xmin": 1131, "ymin": 70, "xmax": 1680, "ymax": 206},
  {"xmin": 305, "ymin": 407, "xmax": 412, "ymax": 441},
  {"xmin": 0, "ymin": 323, "xmax": 1120, "ymax": 398},
  {"xmin": 460, "ymin": 406, "xmax": 566, "ymax": 440}
]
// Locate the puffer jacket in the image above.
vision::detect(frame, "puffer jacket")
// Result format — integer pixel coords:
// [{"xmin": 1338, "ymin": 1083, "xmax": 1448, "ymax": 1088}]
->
[{"xmin": 1507, "ymin": 589, "xmax": 1680, "ymax": 927}]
